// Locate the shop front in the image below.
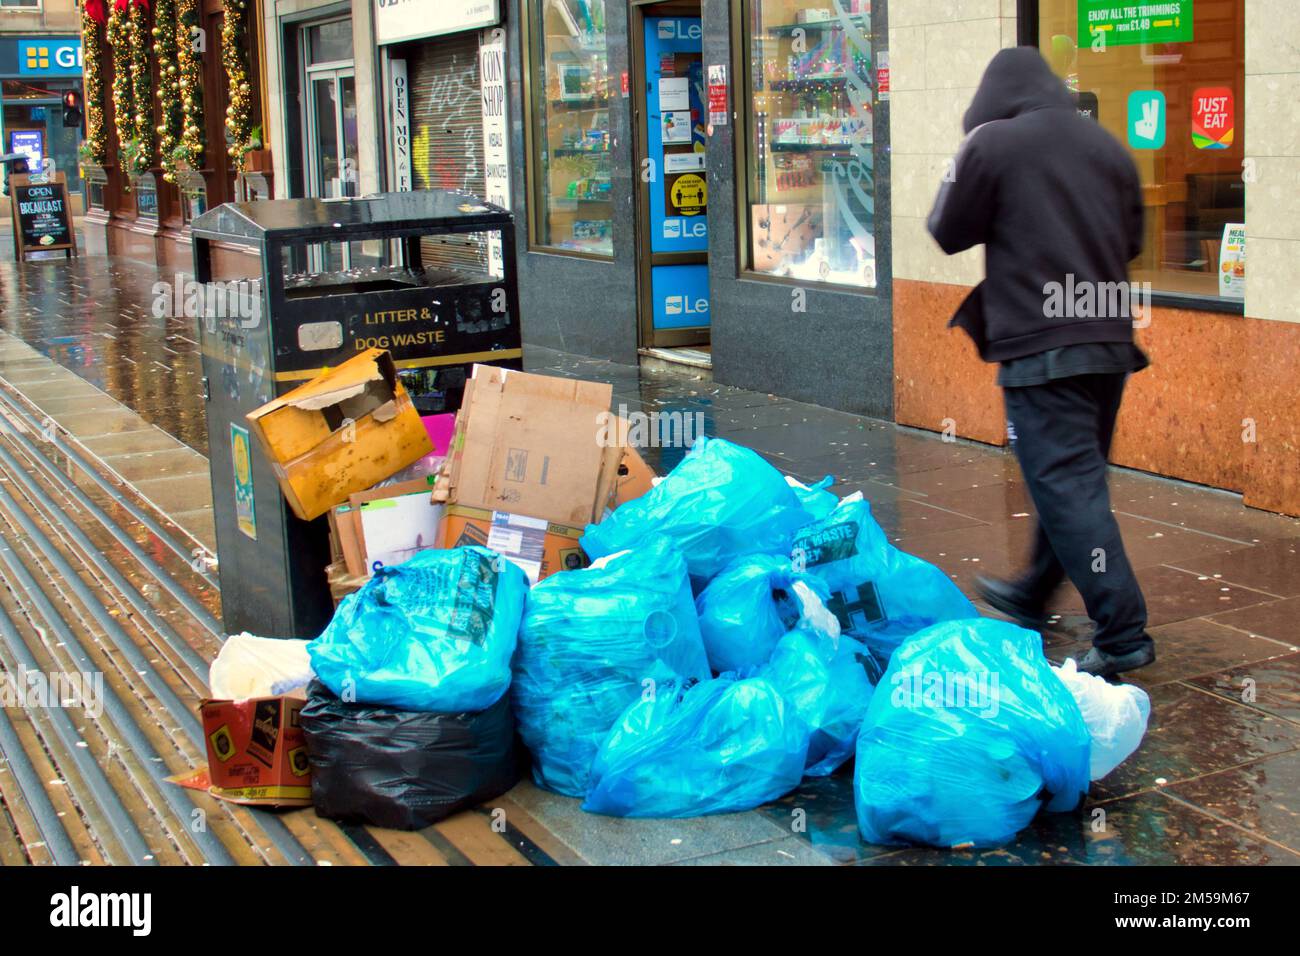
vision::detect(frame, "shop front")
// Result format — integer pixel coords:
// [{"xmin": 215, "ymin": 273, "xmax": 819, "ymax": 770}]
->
[
  {"xmin": 78, "ymin": 0, "xmax": 270, "ymax": 269},
  {"xmin": 373, "ymin": 0, "xmax": 505, "ymax": 277},
  {"xmin": 505, "ymin": 0, "xmax": 892, "ymax": 417},
  {"xmin": 0, "ymin": 34, "xmax": 85, "ymax": 215},
  {"xmin": 890, "ymin": 0, "xmax": 1299, "ymax": 518}
]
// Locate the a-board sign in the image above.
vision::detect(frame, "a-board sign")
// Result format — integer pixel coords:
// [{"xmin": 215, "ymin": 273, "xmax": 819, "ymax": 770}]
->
[{"xmin": 10, "ymin": 171, "xmax": 77, "ymax": 261}]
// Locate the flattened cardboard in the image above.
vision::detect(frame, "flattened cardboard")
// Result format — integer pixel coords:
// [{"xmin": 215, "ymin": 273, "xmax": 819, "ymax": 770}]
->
[
  {"xmin": 348, "ymin": 477, "xmax": 443, "ymax": 574},
  {"xmin": 438, "ymin": 503, "xmax": 588, "ymax": 584},
  {"xmin": 200, "ymin": 696, "xmax": 312, "ymax": 807},
  {"xmin": 443, "ymin": 365, "xmax": 620, "ymax": 526},
  {"xmin": 245, "ymin": 349, "xmax": 432, "ymax": 521}
]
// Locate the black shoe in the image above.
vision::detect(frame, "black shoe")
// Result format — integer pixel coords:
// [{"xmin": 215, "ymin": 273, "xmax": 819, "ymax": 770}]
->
[
  {"xmin": 1077, "ymin": 641, "xmax": 1156, "ymax": 679},
  {"xmin": 975, "ymin": 575, "xmax": 1047, "ymax": 630}
]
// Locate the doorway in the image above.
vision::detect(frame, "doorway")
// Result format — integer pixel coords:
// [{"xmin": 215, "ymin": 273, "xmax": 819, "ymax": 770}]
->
[
  {"xmin": 630, "ymin": 0, "xmax": 711, "ymax": 353},
  {"xmin": 299, "ymin": 18, "xmax": 360, "ymax": 270}
]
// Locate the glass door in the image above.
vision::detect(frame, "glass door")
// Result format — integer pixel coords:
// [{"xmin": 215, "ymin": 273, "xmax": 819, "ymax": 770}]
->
[
  {"xmin": 632, "ymin": 3, "xmax": 710, "ymax": 349},
  {"xmin": 305, "ymin": 69, "xmax": 357, "ymax": 201},
  {"xmin": 300, "ymin": 18, "xmax": 359, "ymax": 270}
]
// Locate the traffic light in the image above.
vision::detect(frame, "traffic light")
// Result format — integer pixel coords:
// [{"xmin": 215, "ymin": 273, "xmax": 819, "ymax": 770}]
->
[{"xmin": 62, "ymin": 90, "xmax": 83, "ymax": 129}]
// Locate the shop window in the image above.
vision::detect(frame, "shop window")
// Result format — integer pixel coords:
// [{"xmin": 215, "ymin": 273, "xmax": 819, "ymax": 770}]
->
[
  {"xmin": 84, "ymin": 164, "xmax": 108, "ymax": 211},
  {"xmin": 133, "ymin": 172, "xmax": 159, "ymax": 222},
  {"xmin": 236, "ymin": 171, "xmax": 271, "ymax": 203},
  {"xmin": 1039, "ymin": 1, "xmax": 1245, "ymax": 302},
  {"xmin": 177, "ymin": 170, "xmax": 208, "ymax": 225},
  {"xmin": 524, "ymin": 0, "xmax": 613, "ymax": 256},
  {"xmin": 741, "ymin": 0, "xmax": 877, "ymax": 289}
]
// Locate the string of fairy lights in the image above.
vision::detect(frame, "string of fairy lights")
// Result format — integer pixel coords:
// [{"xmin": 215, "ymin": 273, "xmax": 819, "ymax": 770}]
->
[
  {"xmin": 90, "ymin": 0, "xmax": 251, "ymax": 182},
  {"xmin": 80, "ymin": 3, "xmax": 108, "ymax": 165},
  {"xmin": 127, "ymin": 0, "xmax": 155, "ymax": 176},
  {"xmin": 221, "ymin": 0, "xmax": 254, "ymax": 172},
  {"xmin": 176, "ymin": 0, "xmax": 205, "ymax": 172},
  {"xmin": 152, "ymin": 0, "xmax": 182, "ymax": 181}
]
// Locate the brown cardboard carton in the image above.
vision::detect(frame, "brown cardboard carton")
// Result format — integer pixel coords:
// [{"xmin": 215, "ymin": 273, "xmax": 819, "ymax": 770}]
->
[
  {"xmin": 245, "ymin": 349, "xmax": 432, "ymax": 521},
  {"xmin": 615, "ymin": 442, "xmax": 657, "ymax": 508},
  {"xmin": 442, "ymin": 365, "xmax": 621, "ymax": 526},
  {"xmin": 200, "ymin": 696, "xmax": 312, "ymax": 807},
  {"xmin": 438, "ymin": 503, "xmax": 588, "ymax": 584},
  {"xmin": 593, "ymin": 415, "xmax": 658, "ymax": 513}
]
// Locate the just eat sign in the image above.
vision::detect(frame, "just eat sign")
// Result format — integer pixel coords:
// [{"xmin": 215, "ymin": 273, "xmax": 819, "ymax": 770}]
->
[{"xmin": 1192, "ymin": 87, "xmax": 1234, "ymax": 150}]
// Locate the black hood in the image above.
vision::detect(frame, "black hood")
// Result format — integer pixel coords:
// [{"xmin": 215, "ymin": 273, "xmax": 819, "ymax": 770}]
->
[{"xmin": 963, "ymin": 47, "xmax": 1075, "ymax": 133}]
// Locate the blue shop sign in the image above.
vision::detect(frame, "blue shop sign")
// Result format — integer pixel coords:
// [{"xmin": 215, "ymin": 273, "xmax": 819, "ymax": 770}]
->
[{"xmin": 2, "ymin": 38, "xmax": 84, "ymax": 77}]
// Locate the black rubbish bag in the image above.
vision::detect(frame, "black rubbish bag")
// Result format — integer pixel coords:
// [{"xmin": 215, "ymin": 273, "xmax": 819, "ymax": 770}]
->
[{"xmin": 300, "ymin": 680, "xmax": 519, "ymax": 830}]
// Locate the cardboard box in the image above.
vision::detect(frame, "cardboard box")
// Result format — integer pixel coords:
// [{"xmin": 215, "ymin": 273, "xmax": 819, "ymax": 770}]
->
[
  {"xmin": 245, "ymin": 349, "xmax": 433, "ymax": 521},
  {"xmin": 441, "ymin": 365, "xmax": 623, "ymax": 526},
  {"xmin": 615, "ymin": 443, "xmax": 656, "ymax": 508},
  {"xmin": 439, "ymin": 503, "xmax": 588, "ymax": 584},
  {"xmin": 325, "ymin": 560, "xmax": 367, "ymax": 606},
  {"xmin": 605, "ymin": 415, "xmax": 657, "ymax": 510},
  {"xmin": 200, "ymin": 696, "xmax": 312, "ymax": 807}
]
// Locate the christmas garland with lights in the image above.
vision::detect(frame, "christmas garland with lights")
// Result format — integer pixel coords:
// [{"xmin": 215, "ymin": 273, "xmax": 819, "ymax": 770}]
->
[
  {"xmin": 107, "ymin": 5, "xmax": 134, "ymax": 172},
  {"xmin": 176, "ymin": 0, "xmax": 205, "ymax": 170},
  {"xmin": 152, "ymin": 0, "xmax": 181, "ymax": 181},
  {"xmin": 80, "ymin": 4, "xmax": 108, "ymax": 166},
  {"xmin": 127, "ymin": 0, "xmax": 155, "ymax": 176},
  {"xmin": 222, "ymin": 0, "xmax": 254, "ymax": 171}
]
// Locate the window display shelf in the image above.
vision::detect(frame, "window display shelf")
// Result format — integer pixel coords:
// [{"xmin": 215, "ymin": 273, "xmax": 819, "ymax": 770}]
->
[
  {"xmin": 548, "ymin": 99, "xmax": 609, "ymax": 111},
  {"xmin": 770, "ymin": 142, "xmax": 861, "ymax": 152},
  {"xmin": 767, "ymin": 76, "xmax": 856, "ymax": 91},
  {"xmin": 552, "ymin": 147, "xmax": 611, "ymax": 158}
]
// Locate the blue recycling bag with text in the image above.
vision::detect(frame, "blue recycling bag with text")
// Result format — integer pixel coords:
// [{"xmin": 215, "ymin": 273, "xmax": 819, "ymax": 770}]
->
[
  {"xmin": 791, "ymin": 493, "xmax": 977, "ymax": 657},
  {"xmin": 308, "ymin": 547, "xmax": 526, "ymax": 714}
]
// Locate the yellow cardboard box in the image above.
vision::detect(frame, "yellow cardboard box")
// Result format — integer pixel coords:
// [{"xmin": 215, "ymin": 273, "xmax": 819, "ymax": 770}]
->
[{"xmin": 245, "ymin": 349, "xmax": 432, "ymax": 521}]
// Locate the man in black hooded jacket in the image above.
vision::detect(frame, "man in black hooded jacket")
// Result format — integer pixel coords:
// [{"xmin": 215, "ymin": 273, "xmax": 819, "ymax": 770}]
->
[{"xmin": 927, "ymin": 47, "xmax": 1155, "ymax": 678}]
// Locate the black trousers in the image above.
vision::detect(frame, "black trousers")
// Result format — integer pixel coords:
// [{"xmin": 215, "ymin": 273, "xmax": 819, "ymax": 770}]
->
[{"xmin": 1002, "ymin": 373, "xmax": 1150, "ymax": 653}]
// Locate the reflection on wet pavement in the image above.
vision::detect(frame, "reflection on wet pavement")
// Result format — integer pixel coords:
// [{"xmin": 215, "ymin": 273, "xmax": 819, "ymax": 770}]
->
[
  {"xmin": 3, "ymin": 248, "xmax": 1299, "ymax": 864},
  {"xmin": 0, "ymin": 252, "xmax": 208, "ymax": 454}
]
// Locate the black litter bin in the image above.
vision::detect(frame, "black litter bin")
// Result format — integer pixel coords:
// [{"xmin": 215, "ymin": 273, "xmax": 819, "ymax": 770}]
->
[{"xmin": 191, "ymin": 190, "xmax": 522, "ymax": 639}]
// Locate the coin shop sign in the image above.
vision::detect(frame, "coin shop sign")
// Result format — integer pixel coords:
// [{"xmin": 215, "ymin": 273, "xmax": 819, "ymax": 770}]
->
[{"xmin": 1079, "ymin": 2, "xmax": 1194, "ymax": 47}]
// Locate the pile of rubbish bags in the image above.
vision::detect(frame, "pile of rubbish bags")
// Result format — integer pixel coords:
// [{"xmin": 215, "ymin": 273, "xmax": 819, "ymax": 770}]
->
[{"xmin": 214, "ymin": 431, "xmax": 1151, "ymax": 846}]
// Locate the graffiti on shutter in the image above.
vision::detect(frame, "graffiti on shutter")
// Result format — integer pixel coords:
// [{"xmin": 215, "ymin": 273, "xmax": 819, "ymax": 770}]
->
[{"xmin": 408, "ymin": 32, "xmax": 489, "ymax": 275}]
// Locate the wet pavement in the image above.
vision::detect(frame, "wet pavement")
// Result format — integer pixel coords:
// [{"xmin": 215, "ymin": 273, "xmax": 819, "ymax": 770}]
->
[{"xmin": 2, "ymin": 243, "xmax": 1299, "ymax": 864}]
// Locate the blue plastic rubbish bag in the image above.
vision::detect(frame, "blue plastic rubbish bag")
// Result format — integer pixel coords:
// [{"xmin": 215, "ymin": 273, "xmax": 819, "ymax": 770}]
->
[
  {"xmin": 581, "ymin": 437, "xmax": 810, "ymax": 587},
  {"xmin": 854, "ymin": 618, "xmax": 1091, "ymax": 848},
  {"xmin": 583, "ymin": 676, "xmax": 810, "ymax": 818},
  {"xmin": 758, "ymin": 628, "xmax": 876, "ymax": 777},
  {"xmin": 792, "ymin": 493, "xmax": 977, "ymax": 656},
  {"xmin": 308, "ymin": 547, "xmax": 526, "ymax": 713},
  {"xmin": 695, "ymin": 555, "xmax": 832, "ymax": 673},
  {"xmin": 787, "ymin": 475, "xmax": 838, "ymax": 522},
  {"xmin": 513, "ymin": 536, "xmax": 711, "ymax": 796}
]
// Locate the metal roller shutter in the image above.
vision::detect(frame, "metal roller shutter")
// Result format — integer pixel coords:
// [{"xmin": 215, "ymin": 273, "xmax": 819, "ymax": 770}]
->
[{"xmin": 408, "ymin": 32, "xmax": 490, "ymax": 275}]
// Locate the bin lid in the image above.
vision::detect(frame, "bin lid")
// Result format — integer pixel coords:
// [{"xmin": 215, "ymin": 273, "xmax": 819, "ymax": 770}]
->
[{"xmin": 189, "ymin": 190, "xmax": 511, "ymax": 244}]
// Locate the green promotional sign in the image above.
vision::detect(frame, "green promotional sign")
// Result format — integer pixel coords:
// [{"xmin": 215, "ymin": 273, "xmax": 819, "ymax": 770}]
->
[{"xmin": 1079, "ymin": 1, "xmax": 1194, "ymax": 47}]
